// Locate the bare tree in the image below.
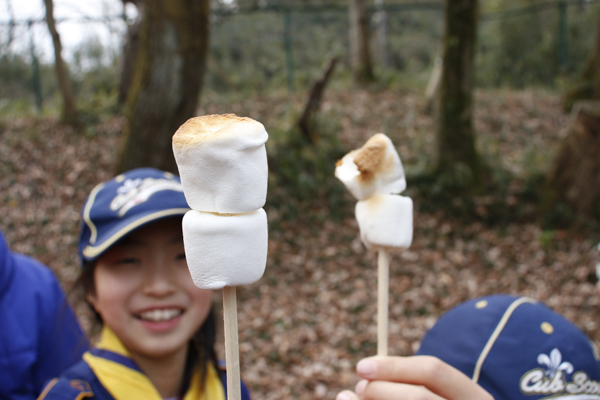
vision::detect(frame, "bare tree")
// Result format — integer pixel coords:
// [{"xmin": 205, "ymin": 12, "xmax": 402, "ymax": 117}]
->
[
  {"xmin": 42, "ymin": 0, "xmax": 79, "ymax": 127},
  {"xmin": 349, "ymin": 0, "xmax": 375, "ymax": 84},
  {"xmin": 116, "ymin": 0, "xmax": 210, "ymax": 174},
  {"xmin": 434, "ymin": 0, "xmax": 482, "ymax": 188},
  {"xmin": 3, "ymin": 0, "xmax": 15, "ymax": 51},
  {"xmin": 297, "ymin": 56, "xmax": 339, "ymax": 143}
]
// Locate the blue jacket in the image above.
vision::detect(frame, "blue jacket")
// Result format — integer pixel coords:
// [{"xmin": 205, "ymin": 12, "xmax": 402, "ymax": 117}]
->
[{"xmin": 0, "ymin": 231, "xmax": 88, "ymax": 399}]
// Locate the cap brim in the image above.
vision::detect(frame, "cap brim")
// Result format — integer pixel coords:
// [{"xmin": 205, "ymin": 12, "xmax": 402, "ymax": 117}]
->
[{"xmin": 81, "ymin": 207, "xmax": 190, "ymax": 260}]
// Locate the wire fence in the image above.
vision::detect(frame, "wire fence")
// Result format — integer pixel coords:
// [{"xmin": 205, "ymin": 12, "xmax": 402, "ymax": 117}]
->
[
  {"xmin": 207, "ymin": 0, "xmax": 600, "ymax": 92},
  {"xmin": 1, "ymin": 0, "xmax": 599, "ymax": 103}
]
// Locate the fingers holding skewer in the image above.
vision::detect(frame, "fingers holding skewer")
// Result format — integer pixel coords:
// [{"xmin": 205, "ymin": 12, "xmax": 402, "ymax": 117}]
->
[{"xmin": 336, "ymin": 356, "xmax": 493, "ymax": 400}]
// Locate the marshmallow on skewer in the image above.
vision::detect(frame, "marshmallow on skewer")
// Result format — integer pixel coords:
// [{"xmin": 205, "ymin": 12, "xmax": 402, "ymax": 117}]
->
[
  {"xmin": 335, "ymin": 133, "xmax": 406, "ymax": 201},
  {"xmin": 173, "ymin": 113, "xmax": 269, "ymax": 400},
  {"xmin": 355, "ymin": 194, "xmax": 413, "ymax": 250},
  {"xmin": 182, "ymin": 208, "xmax": 268, "ymax": 289},
  {"xmin": 173, "ymin": 114, "xmax": 269, "ymax": 214},
  {"xmin": 335, "ymin": 133, "xmax": 412, "ymax": 357}
]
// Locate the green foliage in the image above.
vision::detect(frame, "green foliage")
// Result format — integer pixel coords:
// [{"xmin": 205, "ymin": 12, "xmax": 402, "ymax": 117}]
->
[
  {"xmin": 0, "ymin": 36, "xmax": 120, "ymax": 122},
  {"xmin": 0, "ymin": 99, "xmax": 37, "ymax": 118},
  {"xmin": 207, "ymin": 10, "xmax": 353, "ymax": 95},
  {"xmin": 539, "ymin": 229, "xmax": 555, "ymax": 248},
  {"xmin": 496, "ymin": 10, "xmax": 558, "ymax": 86},
  {"xmin": 71, "ymin": 36, "xmax": 120, "ymax": 102},
  {"xmin": 69, "ymin": 36, "xmax": 121, "ymax": 124},
  {"xmin": 205, "ymin": 6, "xmax": 444, "ymax": 95},
  {"xmin": 266, "ymin": 114, "xmax": 351, "ymax": 224},
  {"xmin": 0, "ymin": 53, "xmax": 33, "ymax": 98},
  {"xmin": 385, "ymin": 9, "xmax": 443, "ymax": 73},
  {"xmin": 77, "ymin": 90, "xmax": 119, "ymax": 127},
  {"xmin": 0, "ymin": 52, "xmax": 58, "ymax": 115},
  {"xmin": 477, "ymin": 2, "xmax": 600, "ymax": 88},
  {"xmin": 406, "ymin": 150, "xmax": 544, "ymax": 227}
]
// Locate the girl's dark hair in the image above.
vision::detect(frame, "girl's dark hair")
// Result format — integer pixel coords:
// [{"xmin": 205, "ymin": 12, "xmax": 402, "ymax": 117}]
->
[
  {"xmin": 182, "ymin": 307, "xmax": 219, "ymax": 397},
  {"xmin": 75, "ymin": 260, "xmax": 219, "ymax": 395}
]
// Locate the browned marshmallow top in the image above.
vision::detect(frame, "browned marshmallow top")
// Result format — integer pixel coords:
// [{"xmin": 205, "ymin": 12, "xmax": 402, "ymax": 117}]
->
[
  {"xmin": 172, "ymin": 114, "xmax": 264, "ymax": 148},
  {"xmin": 346, "ymin": 134, "xmax": 395, "ymax": 184}
]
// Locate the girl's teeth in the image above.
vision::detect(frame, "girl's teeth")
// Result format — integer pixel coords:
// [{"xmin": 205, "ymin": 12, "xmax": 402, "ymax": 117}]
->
[{"xmin": 140, "ymin": 309, "xmax": 181, "ymax": 321}]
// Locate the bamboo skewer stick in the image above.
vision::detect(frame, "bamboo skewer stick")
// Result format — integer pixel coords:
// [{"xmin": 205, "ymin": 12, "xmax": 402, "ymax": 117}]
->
[
  {"xmin": 223, "ymin": 286, "xmax": 241, "ymax": 400},
  {"xmin": 377, "ymin": 249, "xmax": 389, "ymax": 356}
]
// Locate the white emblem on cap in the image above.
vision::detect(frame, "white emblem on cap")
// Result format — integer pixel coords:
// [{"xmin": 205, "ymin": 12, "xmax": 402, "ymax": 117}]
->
[
  {"xmin": 519, "ymin": 348, "xmax": 600, "ymax": 398},
  {"xmin": 111, "ymin": 177, "xmax": 183, "ymax": 217}
]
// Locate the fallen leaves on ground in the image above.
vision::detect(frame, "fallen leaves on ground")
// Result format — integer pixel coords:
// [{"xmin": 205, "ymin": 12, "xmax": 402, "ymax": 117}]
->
[{"xmin": 1, "ymin": 88, "xmax": 598, "ymax": 400}]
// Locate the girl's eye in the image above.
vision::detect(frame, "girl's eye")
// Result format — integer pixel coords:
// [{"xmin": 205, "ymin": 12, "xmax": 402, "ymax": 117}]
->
[{"xmin": 117, "ymin": 257, "xmax": 139, "ymax": 265}]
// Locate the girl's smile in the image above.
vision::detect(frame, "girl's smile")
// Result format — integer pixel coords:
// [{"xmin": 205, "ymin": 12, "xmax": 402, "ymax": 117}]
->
[
  {"xmin": 137, "ymin": 307, "xmax": 183, "ymax": 322},
  {"xmin": 136, "ymin": 307, "xmax": 185, "ymax": 332}
]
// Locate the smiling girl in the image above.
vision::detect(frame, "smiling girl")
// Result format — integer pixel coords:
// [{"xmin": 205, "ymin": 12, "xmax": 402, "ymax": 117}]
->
[{"xmin": 38, "ymin": 168, "xmax": 251, "ymax": 400}]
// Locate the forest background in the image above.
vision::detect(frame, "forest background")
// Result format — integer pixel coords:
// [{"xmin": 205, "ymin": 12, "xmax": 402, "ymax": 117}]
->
[{"xmin": 2, "ymin": 0, "xmax": 600, "ymax": 398}]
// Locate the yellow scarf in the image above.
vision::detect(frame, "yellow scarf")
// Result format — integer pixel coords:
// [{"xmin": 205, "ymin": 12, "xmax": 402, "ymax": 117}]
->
[{"xmin": 83, "ymin": 326, "xmax": 225, "ymax": 400}]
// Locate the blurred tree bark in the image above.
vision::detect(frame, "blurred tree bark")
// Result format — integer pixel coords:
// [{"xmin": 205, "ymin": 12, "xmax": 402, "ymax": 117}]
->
[
  {"xmin": 118, "ymin": 0, "xmax": 142, "ymax": 106},
  {"xmin": 349, "ymin": 0, "xmax": 375, "ymax": 84},
  {"xmin": 434, "ymin": 0, "xmax": 482, "ymax": 188},
  {"xmin": 563, "ymin": 12, "xmax": 600, "ymax": 112},
  {"xmin": 542, "ymin": 101, "xmax": 600, "ymax": 222},
  {"xmin": 43, "ymin": 0, "xmax": 79, "ymax": 127},
  {"xmin": 116, "ymin": 0, "xmax": 210, "ymax": 175}
]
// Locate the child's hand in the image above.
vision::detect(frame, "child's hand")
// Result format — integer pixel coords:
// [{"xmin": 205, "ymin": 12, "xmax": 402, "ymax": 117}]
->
[{"xmin": 335, "ymin": 356, "xmax": 493, "ymax": 400}]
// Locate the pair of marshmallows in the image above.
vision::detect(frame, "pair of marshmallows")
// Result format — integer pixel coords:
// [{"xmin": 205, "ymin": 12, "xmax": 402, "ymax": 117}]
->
[
  {"xmin": 335, "ymin": 133, "xmax": 413, "ymax": 250},
  {"xmin": 173, "ymin": 114, "xmax": 269, "ymax": 289}
]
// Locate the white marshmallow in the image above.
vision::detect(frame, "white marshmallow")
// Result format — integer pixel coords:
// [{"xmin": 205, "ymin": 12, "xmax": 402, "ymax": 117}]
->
[
  {"xmin": 173, "ymin": 114, "xmax": 269, "ymax": 214},
  {"xmin": 355, "ymin": 194, "xmax": 413, "ymax": 250},
  {"xmin": 182, "ymin": 209, "xmax": 268, "ymax": 289},
  {"xmin": 335, "ymin": 133, "xmax": 406, "ymax": 201}
]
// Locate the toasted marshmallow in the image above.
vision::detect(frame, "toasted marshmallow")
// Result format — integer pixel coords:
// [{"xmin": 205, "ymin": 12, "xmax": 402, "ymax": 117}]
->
[
  {"xmin": 182, "ymin": 208, "xmax": 268, "ymax": 289},
  {"xmin": 355, "ymin": 194, "xmax": 413, "ymax": 250},
  {"xmin": 335, "ymin": 133, "xmax": 406, "ymax": 201},
  {"xmin": 173, "ymin": 114, "xmax": 268, "ymax": 214}
]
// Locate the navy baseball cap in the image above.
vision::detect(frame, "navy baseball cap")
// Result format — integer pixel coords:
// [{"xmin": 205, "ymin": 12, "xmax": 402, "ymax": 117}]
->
[
  {"xmin": 416, "ymin": 294, "xmax": 600, "ymax": 400},
  {"xmin": 78, "ymin": 168, "xmax": 190, "ymax": 262}
]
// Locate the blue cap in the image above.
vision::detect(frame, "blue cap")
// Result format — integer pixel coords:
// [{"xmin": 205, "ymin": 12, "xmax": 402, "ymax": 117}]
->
[
  {"xmin": 78, "ymin": 168, "xmax": 190, "ymax": 262},
  {"xmin": 416, "ymin": 294, "xmax": 600, "ymax": 400}
]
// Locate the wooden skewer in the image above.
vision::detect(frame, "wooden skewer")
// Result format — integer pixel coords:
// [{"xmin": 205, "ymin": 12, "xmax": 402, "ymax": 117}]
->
[
  {"xmin": 377, "ymin": 248, "xmax": 389, "ymax": 356},
  {"xmin": 223, "ymin": 286, "xmax": 241, "ymax": 400}
]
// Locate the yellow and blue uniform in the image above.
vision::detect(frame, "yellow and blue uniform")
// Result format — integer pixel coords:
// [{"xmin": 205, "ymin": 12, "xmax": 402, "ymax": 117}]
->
[{"xmin": 37, "ymin": 327, "xmax": 251, "ymax": 400}]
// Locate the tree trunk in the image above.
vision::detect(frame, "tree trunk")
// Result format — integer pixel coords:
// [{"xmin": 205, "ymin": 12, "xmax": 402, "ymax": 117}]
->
[
  {"xmin": 563, "ymin": 12, "xmax": 600, "ymax": 111},
  {"xmin": 542, "ymin": 101, "xmax": 600, "ymax": 221},
  {"xmin": 118, "ymin": 1, "xmax": 142, "ymax": 106},
  {"xmin": 297, "ymin": 56, "xmax": 338, "ymax": 144},
  {"xmin": 349, "ymin": 0, "xmax": 375, "ymax": 85},
  {"xmin": 116, "ymin": 0, "xmax": 210, "ymax": 175},
  {"xmin": 43, "ymin": 0, "xmax": 78, "ymax": 127},
  {"xmin": 434, "ymin": 0, "xmax": 481, "ymax": 188}
]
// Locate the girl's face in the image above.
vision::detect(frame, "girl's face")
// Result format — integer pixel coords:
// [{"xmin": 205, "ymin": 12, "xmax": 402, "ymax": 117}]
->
[{"xmin": 87, "ymin": 218, "xmax": 212, "ymax": 362}]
